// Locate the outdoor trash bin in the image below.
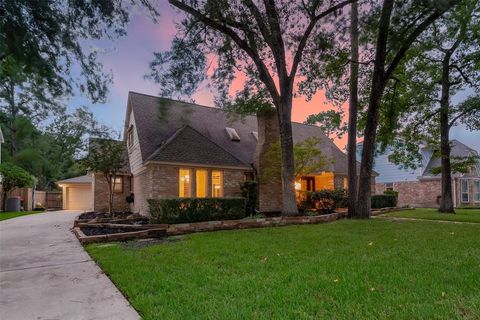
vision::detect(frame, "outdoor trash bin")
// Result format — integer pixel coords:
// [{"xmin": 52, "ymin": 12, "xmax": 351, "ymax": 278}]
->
[{"xmin": 6, "ymin": 197, "xmax": 21, "ymax": 212}]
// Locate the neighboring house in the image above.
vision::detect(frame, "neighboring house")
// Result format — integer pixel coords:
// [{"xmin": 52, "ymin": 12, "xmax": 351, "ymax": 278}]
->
[
  {"xmin": 61, "ymin": 92, "xmax": 366, "ymax": 214},
  {"xmin": 361, "ymin": 140, "xmax": 480, "ymax": 208}
]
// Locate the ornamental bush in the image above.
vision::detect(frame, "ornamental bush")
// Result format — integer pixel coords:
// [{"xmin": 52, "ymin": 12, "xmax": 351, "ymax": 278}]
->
[
  {"xmin": 371, "ymin": 194, "xmax": 398, "ymax": 209},
  {"xmin": 147, "ymin": 197, "xmax": 246, "ymax": 224},
  {"xmin": 240, "ymin": 180, "xmax": 258, "ymax": 215},
  {"xmin": 300, "ymin": 188, "xmax": 348, "ymax": 214}
]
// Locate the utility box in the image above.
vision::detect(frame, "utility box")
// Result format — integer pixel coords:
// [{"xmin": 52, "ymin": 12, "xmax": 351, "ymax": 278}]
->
[{"xmin": 6, "ymin": 197, "xmax": 21, "ymax": 212}]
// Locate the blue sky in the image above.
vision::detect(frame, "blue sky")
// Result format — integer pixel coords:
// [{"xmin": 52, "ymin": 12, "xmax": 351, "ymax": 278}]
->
[{"xmin": 67, "ymin": 3, "xmax": 480, "ymax": 152}]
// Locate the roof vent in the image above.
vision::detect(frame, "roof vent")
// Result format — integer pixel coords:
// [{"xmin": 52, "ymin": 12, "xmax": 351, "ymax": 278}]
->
[
  {"xmin": 225, "ymin": 127, "xmax": 240, "ymax": 141},
  {"xmin": 251, "ymin": 131, "xmax": 258, "ymax": 141}
]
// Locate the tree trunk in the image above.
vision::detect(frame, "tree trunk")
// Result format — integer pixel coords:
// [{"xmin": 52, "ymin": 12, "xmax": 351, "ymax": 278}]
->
[
  {"xmin": 347, "ymin": 0, "xmax": 359, "ymax": 217},
  {"xmin": 356, "ymin": 0, "xmax": 394, "ymax": 218},
  {"xmin": 277, "ymin": 96, "xmax": 298, "ymax": 216},
  {"xmin": 438, "ymin": 54, "xmax": 454, "ymax": 213},
  {"xmin": 106, "ymin": 174, "xmax": 113, "ymax": 214}
]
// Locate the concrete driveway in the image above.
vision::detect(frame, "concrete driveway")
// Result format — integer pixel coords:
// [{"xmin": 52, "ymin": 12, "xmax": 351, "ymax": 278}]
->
[{"xmin": 0, "ymin": 210, "xmax": 140, "ymax": 320}]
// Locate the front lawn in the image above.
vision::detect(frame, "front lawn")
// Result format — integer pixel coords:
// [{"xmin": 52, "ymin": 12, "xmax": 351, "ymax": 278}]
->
[
  {"xmin": 0, "ymin": 210, "xmax": 44, "ymax": 221},
  {"xmin": 385, "ymin": 208, "xmax": 480, "ymax": 223},
  {"xmin": 87, "ymin": 219, "xmax": 480, "ymax": 319}
]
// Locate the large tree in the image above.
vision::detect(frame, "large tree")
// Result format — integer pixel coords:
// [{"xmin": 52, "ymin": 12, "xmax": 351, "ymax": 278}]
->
[
  {"xmin": 0, "ymin": 0, "xmax": 157, "ymax": 103},
  {"xmin": 355, "ymin": 0, "xmax": 460, "ymax": 218},
  {"xmin": 149, "ymin": 0, "xmax": 356, "ymax": 215},
  {"xmin": 380, "ymin": 0, "xmax": 479, "ymax": 213}
]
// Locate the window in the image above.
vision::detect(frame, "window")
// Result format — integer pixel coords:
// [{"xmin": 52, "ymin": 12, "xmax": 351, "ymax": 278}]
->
[
  {"xmin": 196, "ymin": 169, "xmax": 208, "ymax": 198},
  {"xmin": 301, "ymin": 176, "xmax": 315, "ymax": 192},
  {"xmin": 127, "ymin": 125, "xmax": 134, "ymax": 148},
  {"xmin": 385, "ymin": 182, "xmax": 394, "ymax": 192},
  {"xmin": 343, "ymin": 177, "xmax": 348, "ymax": 189},
  {"xmin": 474, "ymin": 180, "xmax": 480, "ymax": 202},
  {"xmin": 244, "ymin": 172, "xmax": 254, "ymax": 181},
  {"xmin": 112, "ymin": 176, "xmax": 123, "ymax": 193},
  {"xmin": 461, "ymin": 180, "xmax": 469, "ymax": 202},
  {"xmin": 211, "ymin": 170, "xmax": 224, "ymax": 197},
  {"xmin": 179, "ymin": 169, "xmax": 191, "ymax": 197}
]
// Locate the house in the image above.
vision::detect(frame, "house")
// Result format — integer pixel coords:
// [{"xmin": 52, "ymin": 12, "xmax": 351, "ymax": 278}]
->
[
  {"xmin": 362, "ymin": 140, "xmax": 480, "ymax": 208},
  {"xmin": 60, "ymin": 92, "xmax": 364, "ymax": 214}
]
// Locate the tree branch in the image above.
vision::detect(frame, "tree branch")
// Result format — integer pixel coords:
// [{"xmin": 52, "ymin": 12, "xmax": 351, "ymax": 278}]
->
[
  {"xmin": 168, "ymin": 0, "xmax": 280, "ymax": 104},
  {"xmin": 290, "ymin": 0, "xmax": 357, "ymax": 81},
  {"xmin": 384, "ymin": 0, "xmax": 460, "ymax": 81}
]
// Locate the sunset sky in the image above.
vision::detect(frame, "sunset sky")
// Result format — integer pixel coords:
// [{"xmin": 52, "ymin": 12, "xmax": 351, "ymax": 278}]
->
[{"xmin": 68, "ymin": 3, "xmax": 480, "ymax": 151}]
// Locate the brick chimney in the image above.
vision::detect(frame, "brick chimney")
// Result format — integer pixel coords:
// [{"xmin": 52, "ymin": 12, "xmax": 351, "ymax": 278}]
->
[{"xmin": 254, "ymin": 108, "xmax": 282, "ymax": 213}]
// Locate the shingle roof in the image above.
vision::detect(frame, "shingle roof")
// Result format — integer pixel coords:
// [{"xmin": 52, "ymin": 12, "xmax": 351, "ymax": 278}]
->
[
  {"xmin": 423, "ymin": 139, "xmax": 480, "ymax": 177},
  {"xmin": 57, "ymin": 174, "xmax": 92, "ymax": 184},
  {"xmin": 127, "ymin": 92, "xmax": 354, "ymax": 173},
  {"xmin": 146, "ymin": 125, "xmax": 248, "ymax": 167}
]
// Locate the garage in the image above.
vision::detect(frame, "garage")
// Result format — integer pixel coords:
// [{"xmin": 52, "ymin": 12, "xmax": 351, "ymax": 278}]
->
[{"xmin": 57, "ymin": 175, "xmax": 93, "ymax": 211}]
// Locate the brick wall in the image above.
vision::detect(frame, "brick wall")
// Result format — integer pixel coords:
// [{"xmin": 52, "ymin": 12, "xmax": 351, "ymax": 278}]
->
[
  {"xmin": 93, "ymin": 173, "xmax": 131, "ymax": 212},
  {"xmin": 134, "ymin": 163, "xmax": 248, "ymax": 216},
  {"xmin": 254, "ymin": 109, "xmax": 282, "ymax": 213},
  {"xmin": 375, "ymin": 180, "xmax": 441, "ymax": 207}
]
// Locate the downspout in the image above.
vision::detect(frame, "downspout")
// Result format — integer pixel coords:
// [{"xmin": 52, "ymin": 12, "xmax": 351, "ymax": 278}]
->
[{"xmin": 452, "ymin": 177, "xmax": 456, "ymax": 208}]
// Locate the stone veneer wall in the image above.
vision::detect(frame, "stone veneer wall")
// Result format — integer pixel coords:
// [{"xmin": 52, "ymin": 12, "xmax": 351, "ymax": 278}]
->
[{"xmin": 93, "ymin": 173, "xmax": 131, "ymax": 212}]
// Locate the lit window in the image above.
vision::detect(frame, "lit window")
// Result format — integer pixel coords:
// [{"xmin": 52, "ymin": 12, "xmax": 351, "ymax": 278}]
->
[
  {"xmin": 212, "ymin": 170, "xmax": 223, "ymax": 197},
  {"xmin": 474, "ymin": 180, "xmax": 480, "ymax": 202},
  {"xmin": 343, "ymin": 177, "xmax": 348, "ymax": 189},
  {"xmin": 179, "ymin": 169, "xmax": 191, "ymax": 197},
  {"xmin": 461, "ymin": 180, "xmax": 469, "ymax": 202},
  {"xmin": 112, "ymin": 176, "xmax": 123, "ymax": 193},
  {"xmin": 196, "ymin": 169, "xmax": 208, "ymax": 198}
]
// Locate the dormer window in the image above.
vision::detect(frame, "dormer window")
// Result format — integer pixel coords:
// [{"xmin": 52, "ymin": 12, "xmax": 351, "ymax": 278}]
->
[
  {"xmin": 225, "ymin": 127, "xmax": 240, "ymax": 141},
  {"xmin": 127, "ymin": 125, "xmax": 134, "ymax": 148}
]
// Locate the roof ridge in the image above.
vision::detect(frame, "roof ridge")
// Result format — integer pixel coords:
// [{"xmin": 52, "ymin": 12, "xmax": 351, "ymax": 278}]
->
[
  {"xmin": 145, "ymin": 126, "xmax": 188, "ymax": 161},
  {"xmin": 128, "ymin": 91, "xmax": 340, "ymax": 132}
]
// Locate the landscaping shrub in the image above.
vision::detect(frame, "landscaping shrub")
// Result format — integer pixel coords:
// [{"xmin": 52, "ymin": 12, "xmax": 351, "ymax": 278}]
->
[
  {"xmin": 240, "ymin": 180, "xmax": 258, "ymax": 215},
  {"xmin": 371, "ymin": 194, "xmax": 398, "ymax": 209},
  {"xmin": 301, "ymin": 188, "xmax": 348, "ymax": 214},
  {"xmin": 148, "ymin": 198, "xmax": 247, "ymax": 224}
]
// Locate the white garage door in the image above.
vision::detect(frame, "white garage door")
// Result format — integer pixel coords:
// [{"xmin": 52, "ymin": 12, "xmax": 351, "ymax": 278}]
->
[{"xmin": 67, "ymin": 186, "xmax": 92, "ymax": 210}]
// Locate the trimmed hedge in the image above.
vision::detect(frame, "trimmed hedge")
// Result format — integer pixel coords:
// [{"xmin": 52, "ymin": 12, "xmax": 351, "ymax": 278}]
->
[
  {"xmin": 147, "ymin": 198, "xmax": 247, "ymax": 224},
  {"xmin": 371, "ymin": 194, "xmax": 397, "ymax": 209}
]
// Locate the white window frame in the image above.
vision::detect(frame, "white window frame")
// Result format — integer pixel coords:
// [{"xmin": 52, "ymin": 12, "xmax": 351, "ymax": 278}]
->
[
  {"xmin": 460, "ymin": 179, "xmax": 469, "ymax": 203},
  {"xmin": 385, "ymin": 182, "xmax": 394, "ymax": 192},
  {"xmin": 474, "ymin": 180, "xmax": 480, "ymax": 203}
]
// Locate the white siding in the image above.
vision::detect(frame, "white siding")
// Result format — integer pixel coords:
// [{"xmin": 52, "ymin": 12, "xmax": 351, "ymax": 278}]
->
[{"xmin": 127, "ymin": 110, "xmax": 144, "ymax": 174}]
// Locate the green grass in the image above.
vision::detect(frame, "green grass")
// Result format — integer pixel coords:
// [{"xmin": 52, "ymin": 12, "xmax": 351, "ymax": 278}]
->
[
  {"xmin": 385, "ymin": 208, "xmax": 480, "ymax": 223},
  {"xmin": 86, "ymin": 219, "xmax": 480, "ymax": 319},
  {"xmin": 0, "ymin": 210, "xmax": 44, "ymax": 221}
]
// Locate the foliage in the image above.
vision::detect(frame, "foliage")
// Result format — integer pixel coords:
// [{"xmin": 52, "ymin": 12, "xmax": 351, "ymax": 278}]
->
[
  {"xmin": 0, "ymin": 163, "xmax": 35, "ymax": 210},
  {"xmin": 240, "ymin": 180, "xmax": 258, "ymax": 216},
  {"xmin": 86, "ymin": 218, "xmax": 480, "ymax": 319},
  {"xmin": 148, "ymin": 198, "xmax": 247, "ymax": 224},
  {"xmin": 371, "ymin": 194, "xmax": 397, "ymax": 209},
  {"xmin": 300, "ymin": 188, "xmax": 348, "ymax": 214},
  {"xmin": 305, "ymin": 110, "xmax": 348, "ymax": 140},
  {"xmin": 83, "ymin": 137, "xmax": 126, "ymax": 213},
  {"xmin": 0, "ymin": 162, "xmax": 35, "ymax": 193},
  {"xmin": 0, "ymin": 0, "xmax": 157, "ymax": 103},
  {"xmin": 261, "ymin": 137, "xmax": 332, "ymax": 182},
  {"xmin": 429, "ymin": 153, "xmax": 480, "ymax": 175}
]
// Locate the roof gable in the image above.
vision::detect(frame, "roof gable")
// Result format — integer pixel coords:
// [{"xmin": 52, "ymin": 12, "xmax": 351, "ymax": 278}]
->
[{"xmin": 146, "ymin": 125, "xmax": 249, "ymax": 168}]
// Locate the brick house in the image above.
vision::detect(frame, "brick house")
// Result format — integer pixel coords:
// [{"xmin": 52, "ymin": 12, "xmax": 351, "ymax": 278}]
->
[
  {"xmin": 364, "ymin": 140, "xmax": 480, "ymax": 208},
  {"xmin": 61, "ymin": 92, "xmax": 366, "ymax": 214}
]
